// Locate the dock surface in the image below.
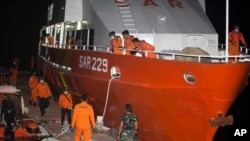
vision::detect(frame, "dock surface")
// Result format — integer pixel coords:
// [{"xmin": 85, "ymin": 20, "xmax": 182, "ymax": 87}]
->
[{"xmin": 16, "ymin": 71, "xmax": 117, "ymax": 141}]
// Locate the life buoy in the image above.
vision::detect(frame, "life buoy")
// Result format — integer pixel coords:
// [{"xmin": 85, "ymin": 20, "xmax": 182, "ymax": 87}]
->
[{"xmin": 26, "ymin": 122, "xmax": 39, "ymax": 134}]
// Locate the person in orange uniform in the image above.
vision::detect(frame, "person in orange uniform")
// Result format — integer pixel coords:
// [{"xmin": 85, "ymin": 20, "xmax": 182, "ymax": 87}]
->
[
  {"xmin": 109, "ymin": 31, "xmax": 122, "ymax": 54},
  {"xmin": 36, "ymin": 77, "xmax": 52, "ymax": 116},
  {"xmin": 75, "ymin": 38, "xmax": 81, "ymax": 49},
  {"xmin": 47, "ymin": 34, "xmax": 54, "ymax": 45},
  {"xmin": 10, "ymin": 60, "xmax": 18, "ymax": 85},
  {"xmin": 66, "ymin": 36, "xmax": 73, "ymax": 49},
  {"xmin": 228, "ymin": 25, "xmax": 247, "ymax": 62},
  {"xmin": 122, "ymin": 30, "xmax": 135, "ymax": 55},
  {"xmin": 58, "ymin": 87, "xmax": 73, "ymax": 126},
  {"xmin": 132, "ymin": 38, "xmax": 157, "ymax": 58},
  {"xmin": 71, "ymin": 94, "xmax": 96, "ymax": 141},
  {"xmin": 28, "ymin": 72, "xmax": 38, "ymax": 106}
]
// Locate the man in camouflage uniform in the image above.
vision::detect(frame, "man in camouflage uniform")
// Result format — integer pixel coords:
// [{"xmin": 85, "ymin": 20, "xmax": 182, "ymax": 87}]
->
[{"xmin": 117, "ymin": 104, "xmax": 138, "ymax": 141}]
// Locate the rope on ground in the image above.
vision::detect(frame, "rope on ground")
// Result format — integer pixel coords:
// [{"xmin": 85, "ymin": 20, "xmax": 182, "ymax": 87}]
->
[
  {"xmin": 18, "ymin": 118, "xmax": 63, "ymax": 127},
  {"xmin": 19, "ymin": 118, "xmax": 74, "ymax": 139}
]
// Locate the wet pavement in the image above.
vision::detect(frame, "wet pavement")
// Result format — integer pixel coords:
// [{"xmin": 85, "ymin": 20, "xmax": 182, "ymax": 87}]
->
[{"xmin": 16, "ymin": 71, "xmax": 117, "ymax": 141}]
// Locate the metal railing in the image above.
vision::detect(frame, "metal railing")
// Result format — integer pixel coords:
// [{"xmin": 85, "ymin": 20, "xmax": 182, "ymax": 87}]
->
[{"xmin": 40, "ymin": 43, "xmax": 250, "ymax": 63}]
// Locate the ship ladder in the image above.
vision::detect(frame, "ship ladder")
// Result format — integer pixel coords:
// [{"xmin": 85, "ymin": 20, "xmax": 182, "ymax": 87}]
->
[{"xmin": 116, "ymin": 0, "xmax": 137, "ymax": 34}]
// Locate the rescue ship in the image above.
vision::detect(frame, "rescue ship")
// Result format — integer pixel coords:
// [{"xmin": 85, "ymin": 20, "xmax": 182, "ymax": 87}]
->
[{"xmin": 37, "ymin": 0, "xmax": 250, "ymax": 140}]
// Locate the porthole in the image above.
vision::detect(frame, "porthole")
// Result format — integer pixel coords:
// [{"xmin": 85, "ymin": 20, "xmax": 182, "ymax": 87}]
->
[
  {"xmin": 110, "ymin": 66, "xmax": 121, "ymax": 79},
  {"xmin": 184, "ymin": 73, "xmax": 195, "ymax": 84}
]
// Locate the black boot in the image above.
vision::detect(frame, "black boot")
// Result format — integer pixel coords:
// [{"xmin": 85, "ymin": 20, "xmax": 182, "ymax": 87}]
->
[{"xmin": 29, "ymin": 100, "xmax": 32, "ymax": 105}]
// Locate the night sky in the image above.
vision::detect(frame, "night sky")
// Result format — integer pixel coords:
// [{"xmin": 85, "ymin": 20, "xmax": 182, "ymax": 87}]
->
[
  {"xmin": 0, "ymin": 0, "xmax": 52, "ymax": 70},
  {"xmin": 0, "ymin": 0, "xmax": 249, "ymax": 71}
]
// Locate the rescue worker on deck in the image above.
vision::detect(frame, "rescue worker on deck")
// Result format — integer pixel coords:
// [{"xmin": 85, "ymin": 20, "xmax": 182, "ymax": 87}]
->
[
  {"xmin": 122, "ymin": 30, "xmax": 135, "ymax": 55},
  {"xmin": 58, "ymin": 87, "xmax": 73, "ymax": 126},
  {"xmin": 75, "ymin": 38, "xmax": 81, "ymax": 49},
  {"xmin": 28, "ymin": 72, "xmax": 38, "ymax": 106},
  {"xmin": 132, "ymin": 38, "xmax": 157, "ymax": 58},
  {"xmin": 36, "ymin": 77, "xmax": 52, "ymax": 116},
  {"xmin": 228, "ymin": 25, "xmax": 247, "ymax": 62},
  {"xmin": 66, "ymin": 36, "xmax": 73, "ymax": 49},
  {"xmin": 46, "ymin": 34, "xmax": 54, "ymax": 45},
  {"xmin": 109, "ymin": 31, "xmax": 122, "ymax": 54},
  {"xmin": 71, "ymin": 94, "xmax": 96, "ymax": 141}
]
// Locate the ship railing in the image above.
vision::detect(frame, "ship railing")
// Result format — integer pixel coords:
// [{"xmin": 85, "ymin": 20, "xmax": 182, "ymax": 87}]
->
[
  {"xmin": 39, "ymin": 56, "xmax": 72, "ymax": 72},
  {"xmin": 0, "ymin": 67, "xmax": 11, "ymax": 86},
  {"xmin": 105, "ymin": 46, "xmax": 250, "ymax": 63},
  {"xmin": 41, "ymin": 43, "xmax": 99, "ymax": 51},
  {"xmin": 78, "ymin": 45, "xmax": 97, "ymax": 51},
  {"xmin": 41, "ymin": 44, "xmax": 250, "ymax": 63},
  {"xmin": 157, "ymin": 52, "xmax": 250, "ymax": 63},
  {"xmin": 218, "ymin": 45, "xmax": 249, "ymax": 55},
  {"xmin": 240, "ymin": 46, "xmax": 249, "ymax": 54},
  {"xmin": 113, "ymin": 46, "xmax": 250, "ymax": 63}
]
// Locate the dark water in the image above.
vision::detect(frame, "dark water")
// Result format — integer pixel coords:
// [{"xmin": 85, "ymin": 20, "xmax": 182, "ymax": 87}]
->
[{"xmin": 213, "ymin": 84, "xmax": 250, "ymax": 141}]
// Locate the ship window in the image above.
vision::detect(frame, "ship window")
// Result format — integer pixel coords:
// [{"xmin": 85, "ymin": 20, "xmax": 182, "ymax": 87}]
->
[
  {"xmin": 184, "ymin": 73, "xmax": 195, "ymax": 84},
  {"xmin": 111, "ymin": 66, "xmax": 121, "ymax": 79}
]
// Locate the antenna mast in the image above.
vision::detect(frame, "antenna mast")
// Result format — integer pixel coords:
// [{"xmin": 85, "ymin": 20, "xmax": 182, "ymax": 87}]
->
[{"xmin": 225, "ymin": 0, "xmax": 229, "ymax": 62}]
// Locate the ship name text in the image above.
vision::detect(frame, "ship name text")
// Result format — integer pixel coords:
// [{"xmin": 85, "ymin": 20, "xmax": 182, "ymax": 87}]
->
[
  {"xmin": 79, "ymin": 55, "xmax": 108, "ymax": 72},
  {"xmin": 115, "ymin": 0, "xmax": 184, "ymax": 9}
]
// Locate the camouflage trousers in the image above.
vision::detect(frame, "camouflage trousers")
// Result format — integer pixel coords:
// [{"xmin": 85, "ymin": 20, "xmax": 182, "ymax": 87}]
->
[{"xmin": 120, "ymin": 130, "xmax": 136, "ymax": 141}]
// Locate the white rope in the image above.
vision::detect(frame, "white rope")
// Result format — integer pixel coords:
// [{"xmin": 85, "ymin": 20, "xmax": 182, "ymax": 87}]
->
[
  {"xmin": 18, "ymin": 118, "xmax": 63, "ymax": 127},
  {"xmin": 101, "ymin": 78, "xmax": 114, "ymax": 126}
]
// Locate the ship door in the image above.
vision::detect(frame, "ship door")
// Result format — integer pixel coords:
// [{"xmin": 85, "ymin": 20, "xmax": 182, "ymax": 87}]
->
[{"xmin": 186, "ymin": 35, "xmax": 204, "ymax": 49}]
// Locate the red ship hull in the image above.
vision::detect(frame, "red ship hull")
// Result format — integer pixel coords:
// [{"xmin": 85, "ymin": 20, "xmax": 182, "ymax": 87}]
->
[{"xmin": 38, "ymin": 47, "xmax": 250, "ymax": 141}]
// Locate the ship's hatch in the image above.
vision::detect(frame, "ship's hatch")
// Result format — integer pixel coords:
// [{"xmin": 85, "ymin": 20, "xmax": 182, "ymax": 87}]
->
[{"xmin": 186, "ymin": 35, "xmax": 204, "ymax": 49}]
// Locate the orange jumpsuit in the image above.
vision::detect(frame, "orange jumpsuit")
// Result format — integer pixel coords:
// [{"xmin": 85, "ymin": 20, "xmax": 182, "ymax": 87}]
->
[
  {"xmin": 124, "ymin": 35, "xmax": 135, "ymax": 55},
  {"xmin": 48, "ymin": 36, "xmax": 54, "ymax": 45},
  {"xmin": 137, "ymin": 40, "xmax": 157, "ymax": 58},
  {"xmin": 110, "ymin": 36, "xmax": 122, "ymax": 54},
  {"xmin": 75, "ymin": 39, "xmax": 80, "ymax": 45},
  {"xmin": 36, "ymin": 82, "xmax": 52, "ymax": 98},
  {"xmin": 58, "ymin": 92, "xmax": 73, "ymax": 125},
  {"xmin": 36, "ymin": 81, "xmax": 52, "ymax": 116},
  {"xmin": 228, "ymin": 30, "xmax": 247, "ymax": 62},
  {"xmin": 66, "ymin": 37, "xmax": 73, "ymax": 49},
  {"xmin": 29, "ymin": 74, "xmax": 38, "ymax": 103},
  {"xmin": 59, "ymin": 93, "xmax": 73, "ymax": 109},
  {"xmin": 71, "ymin": 101, "xmax": 96, "ymax": 141}
]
